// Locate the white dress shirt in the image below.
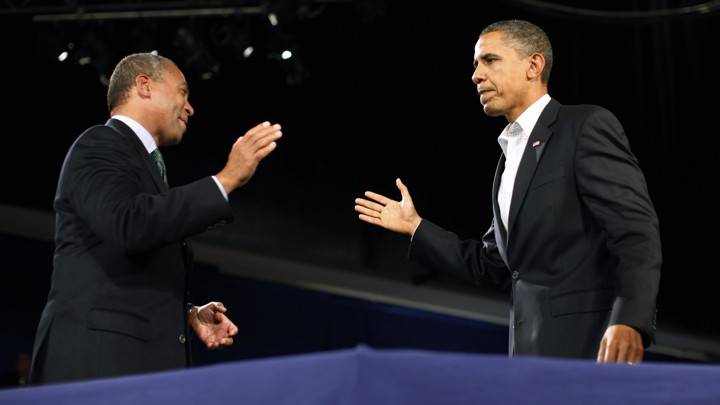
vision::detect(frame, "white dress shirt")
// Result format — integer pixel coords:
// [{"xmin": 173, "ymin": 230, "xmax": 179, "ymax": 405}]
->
[{"xmin": 496, "ymin": 94, "xmax": 551, "ymax": 232}]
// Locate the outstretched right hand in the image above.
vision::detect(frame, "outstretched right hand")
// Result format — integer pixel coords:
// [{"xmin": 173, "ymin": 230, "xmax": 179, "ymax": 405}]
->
[
  {"xmin": 354, "ymin": 178, "xmax": 422, "ymax": 236},
  {"xmin": 215, "ymin": 121, "xmax": 283, "ymax": 195}
]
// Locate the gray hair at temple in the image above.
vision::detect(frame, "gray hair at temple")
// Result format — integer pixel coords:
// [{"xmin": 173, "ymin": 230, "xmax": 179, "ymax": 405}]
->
[{"xmin": 106, "ymin": 52, "xmax": 176, "ymax": 113}]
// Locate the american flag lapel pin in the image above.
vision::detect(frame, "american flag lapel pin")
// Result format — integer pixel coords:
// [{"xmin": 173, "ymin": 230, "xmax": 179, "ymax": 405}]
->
[{"xmin": 532, "ymin": 140, "xmax": 541, "ymax": 147}]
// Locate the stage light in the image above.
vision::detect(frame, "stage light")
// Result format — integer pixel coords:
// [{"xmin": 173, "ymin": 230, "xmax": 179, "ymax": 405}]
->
[{"xmin": 173, "ymin": 25, "xmax": 221, "ymax": 80}]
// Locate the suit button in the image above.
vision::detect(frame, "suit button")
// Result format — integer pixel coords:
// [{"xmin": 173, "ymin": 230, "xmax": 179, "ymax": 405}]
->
[
  {"xmin": 178, "ymin": 334, "xmax": 186, "ymax": 344},
  {"xmin": 511, "ymin": 271, "xmax": 519, "ymax": 280}
]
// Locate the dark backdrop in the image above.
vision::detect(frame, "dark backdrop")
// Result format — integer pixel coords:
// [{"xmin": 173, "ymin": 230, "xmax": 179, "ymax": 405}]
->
[{"xmin": 1, "ymin": 1, "xmax": 719, "ymax": 343}]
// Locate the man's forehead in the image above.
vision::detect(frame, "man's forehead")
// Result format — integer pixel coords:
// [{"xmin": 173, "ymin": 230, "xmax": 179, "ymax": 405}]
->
[
  {"xmin": 475, "ymin": 33, "xmax": 513, "ymax": 57},
  {"xmin": 164, "ymin": 64, "xmax": 189, "ymax": 85},
  {"xmin": 476, "ymin": 32, "xmax": 504, "ymax": 50}
]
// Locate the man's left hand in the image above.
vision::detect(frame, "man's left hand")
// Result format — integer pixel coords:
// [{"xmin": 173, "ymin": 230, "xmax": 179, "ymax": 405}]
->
[{"xmin": 597, "ymin": 324, "xmax": 643, "ymax": 364}]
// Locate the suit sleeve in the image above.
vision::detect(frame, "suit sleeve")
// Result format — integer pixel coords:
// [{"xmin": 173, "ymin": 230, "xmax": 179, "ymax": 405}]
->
[
  {"xmin": 60, "ymin": 126, "xmax": 234, "ymax": 256},
  {"xmin": 574, "ymin": 107, "xmax": 661, "ymax": 345},
  {"xmin": 409, "ymin": 219, "xmax": 510, "ymax": 288}
]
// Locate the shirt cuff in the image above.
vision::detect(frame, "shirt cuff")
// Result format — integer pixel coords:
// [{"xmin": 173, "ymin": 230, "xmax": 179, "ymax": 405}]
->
[
  {"xmin": 410, "ymin": 219, "xmax": 423, "ymax": 241},
  {"xmin": 211, "ymin": 175, "xmax": 228, "ymax": 201}
]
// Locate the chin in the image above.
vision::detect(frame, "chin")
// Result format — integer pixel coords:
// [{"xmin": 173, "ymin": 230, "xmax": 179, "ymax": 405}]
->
[
  {"xmin": 167, "ymin": 134, "xmax": 183, "ymax": 146},
  {"xmin": 483, "ymin": 106, "xmax": 502, "ymax": 117}
]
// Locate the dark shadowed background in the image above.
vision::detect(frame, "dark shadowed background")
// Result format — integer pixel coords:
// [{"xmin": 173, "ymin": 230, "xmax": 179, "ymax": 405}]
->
[{"xmin": 1, "ymin": 0, "xmax": 719, "ymax": 367}]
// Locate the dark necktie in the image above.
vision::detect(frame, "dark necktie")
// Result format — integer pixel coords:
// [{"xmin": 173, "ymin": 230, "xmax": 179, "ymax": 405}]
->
[{"xmin": 150, "ymin": 148, "xmax": 168, "ymax": 187}]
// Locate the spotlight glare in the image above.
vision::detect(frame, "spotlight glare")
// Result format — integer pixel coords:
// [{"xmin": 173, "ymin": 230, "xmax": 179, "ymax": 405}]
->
[
  {"xmin": 243, "ymin": 46, "xmax": 254, "ymax": 58},
  {"xmin": 281, "ymin": 50, "xmax": 292, "ymax": 60},
  {"xmin": 268, "ymin": 13, "xmax": 278, "ymax": 26},
  {"xmin": 58, "ymin": 51, "xmax": 69, "ymax": 62}
]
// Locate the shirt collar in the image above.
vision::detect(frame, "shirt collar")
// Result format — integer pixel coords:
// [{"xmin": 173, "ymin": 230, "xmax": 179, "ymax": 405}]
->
[
  {"xmin": 112, "ymin": 115, "xmax": 157, "ymax": 154},
  {"xmin": 513, "ymin": 93, "xmax": 551, "ymax": 137},
  {"xmin": 497, "ymin": 94, "xmax": 551, "ymax": 155}
]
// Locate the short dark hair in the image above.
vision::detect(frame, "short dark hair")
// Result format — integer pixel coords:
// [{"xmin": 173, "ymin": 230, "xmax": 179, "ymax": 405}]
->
[
  {"xmin": 481, "ymin": 20, "xmax": 553, "ymax": 84},
  {"xmin": 106, "ymin": 52, "xmax": 174, "ymax": 113}
]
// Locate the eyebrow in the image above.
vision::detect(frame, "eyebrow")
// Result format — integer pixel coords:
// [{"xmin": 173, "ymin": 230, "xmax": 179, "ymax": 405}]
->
[
  {"xmin": 480, "ymin": 52, "xmax": 500, "ymax": 61},
  {"xmin": 473, "ymin": 52, "xmax": 500, "ymax": 68}
]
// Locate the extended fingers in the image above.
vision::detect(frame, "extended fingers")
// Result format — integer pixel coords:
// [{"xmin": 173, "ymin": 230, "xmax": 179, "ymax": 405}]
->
[
  {"xmin": 256, "ymin": 123, "xmax": 282, "ymax": 143},
  {"xmin": 248, "ymin": 122, "xmax": 282, "ymax": 141},
  {"xmin": 363, "ymin": 191, "xmax": 392, "ymax": 205},
  {"xmin": 355, "ymin": 194, "xmax": 393, "ymax": 214},
  {"xmin": 247, "ymin": 121, "xmax": 275, "ymax": 135},
  {"xmin": 238, "ymin": 122, "xmax": 282, "ymax": 150},
  {"xmin": 354, "ymin": 200, "xmax": 380, "ymax": 218}
]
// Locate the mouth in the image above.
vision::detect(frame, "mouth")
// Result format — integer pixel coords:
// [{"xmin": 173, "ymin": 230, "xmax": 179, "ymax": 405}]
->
[{"xmin": 478, "ymin": 89, "xmax": 494, "ymax": 104}]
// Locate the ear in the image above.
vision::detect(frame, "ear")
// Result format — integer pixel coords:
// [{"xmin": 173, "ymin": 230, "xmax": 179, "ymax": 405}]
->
[
  {"xmin": 527, "ymin": 53, "xmax": 546, "ymax": 82},
  {"xmin": 135, "ymin": 74, "xmax": 151, "ymax": 98}
]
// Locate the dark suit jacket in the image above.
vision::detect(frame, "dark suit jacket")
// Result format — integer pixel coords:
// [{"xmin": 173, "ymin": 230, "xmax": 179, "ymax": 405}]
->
[
  {"xmin": 30, "ymin": 118, "xmax": 235, "ymax": 384},
  {"xmin": 409, "ymin": 99, "xmax": 661, "ymax": 359}
]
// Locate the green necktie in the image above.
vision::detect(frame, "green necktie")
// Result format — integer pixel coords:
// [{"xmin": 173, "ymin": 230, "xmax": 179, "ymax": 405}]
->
[{"xmin": 150, "ymin": 148, "xmax": 168, "ymax": 187}]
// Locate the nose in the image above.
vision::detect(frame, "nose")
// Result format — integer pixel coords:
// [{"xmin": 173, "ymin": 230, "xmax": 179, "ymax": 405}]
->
[
  {"xmin": 185, "ymin": 100, "xmax": 194, "ymax": 117},
  {"xmin": 471, "ymin": 66, "xmax": 484, "ymax": 85}
]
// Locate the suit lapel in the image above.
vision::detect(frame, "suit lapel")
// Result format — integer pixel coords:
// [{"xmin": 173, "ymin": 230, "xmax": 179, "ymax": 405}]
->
[
  {"xmin": 492, "ymin": 156, "xmax": 511, "ymax": 268},
  {"xmin": 105, "ymin": 118, "xmax": 167, "ymax": 192},
  {"xmin": 506, "ymin": 99, "xmax": 559, "ymax": 236}
]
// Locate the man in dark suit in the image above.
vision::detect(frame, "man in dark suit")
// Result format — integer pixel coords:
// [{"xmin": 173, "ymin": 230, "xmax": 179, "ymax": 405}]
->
[
  {"xmin": 354, "ymin": 20, "xmax": 661, "ymax": 364},
  {"xmin": 29, "ymin": 52, "xmax": 283, "ymax": 384}
]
